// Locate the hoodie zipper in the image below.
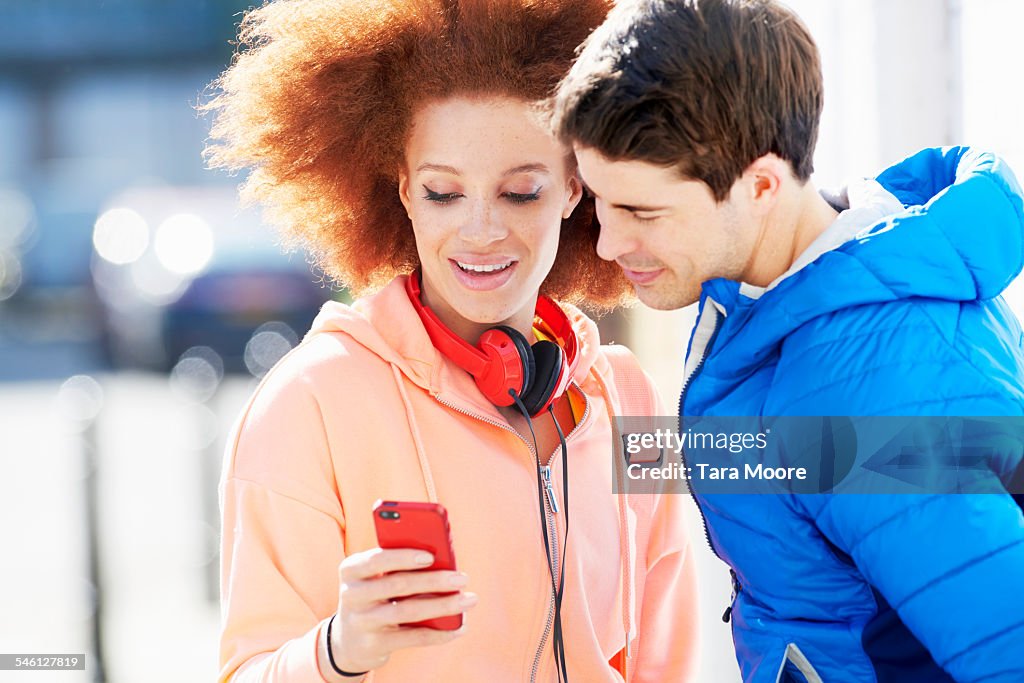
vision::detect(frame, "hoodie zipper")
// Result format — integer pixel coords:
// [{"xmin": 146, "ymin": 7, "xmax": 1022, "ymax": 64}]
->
[
  {"xmin": 535, "ymin": 469, "xmax": 561, "ymax": 683},
  {"xmin": 434, "ymin": 384, "xmax": 590, "ymax": 683},
  {"xmin": 677, "ymin": 303, "xmax": 736, "ymax": 621}
]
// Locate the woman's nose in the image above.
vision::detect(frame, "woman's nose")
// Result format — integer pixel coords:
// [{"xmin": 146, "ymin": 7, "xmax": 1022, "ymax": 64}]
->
[{"xmin": 458, "ymin": 199, "xmax": 508, "ymax": 246}]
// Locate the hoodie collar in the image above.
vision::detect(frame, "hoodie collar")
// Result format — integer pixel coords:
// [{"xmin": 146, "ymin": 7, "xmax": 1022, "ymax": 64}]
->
[{"xmin": 306, "ymin": 275, "xmax": 605, "ymax": 420}]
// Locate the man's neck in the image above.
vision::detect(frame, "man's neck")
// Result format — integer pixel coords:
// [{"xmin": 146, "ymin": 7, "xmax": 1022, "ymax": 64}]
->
[
  {"xmin": 743, "ymin": 182, "xmax": 840, "ymax": 287},
  {"xmin": 789, "ymin": 182, "xmax": 841, "ymax": 269}
]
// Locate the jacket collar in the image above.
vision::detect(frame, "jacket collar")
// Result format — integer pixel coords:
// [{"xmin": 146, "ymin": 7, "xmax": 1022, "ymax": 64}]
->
[{"xmin": 695, "ymin": 146, "xmax": 1024, "ymax": 377}]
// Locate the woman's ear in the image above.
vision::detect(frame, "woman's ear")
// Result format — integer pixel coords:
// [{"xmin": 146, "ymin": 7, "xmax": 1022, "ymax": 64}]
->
[
  {"xmin": 563, "ymin": 173, "xmax": 583, "ymax": 219},
  {"xmin": 398, "ymin": 168, "xmax": 412, "ymax": 218}
]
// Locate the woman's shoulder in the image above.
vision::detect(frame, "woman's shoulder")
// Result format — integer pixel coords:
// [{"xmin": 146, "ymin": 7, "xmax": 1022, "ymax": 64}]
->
[
  {"xmin": 550, "ymin": 300, "xmax": 658, "ymax": 408},
  {"xmin": 599, "ymin": 344, "xmax": 664, "ymax": 416},
  {"xmin": 223, "ymin": 325, "xmax": 396, "ymax": 498},
  {"xmin": 229, "ymin": 300, "xmax": 400, "ymax": 432}
]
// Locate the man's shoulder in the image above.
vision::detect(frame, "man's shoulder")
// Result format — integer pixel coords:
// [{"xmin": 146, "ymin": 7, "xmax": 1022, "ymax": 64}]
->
[
  {"xmin": 769, "ymin": 297, "xmax": 1024, "ymax": 413},
  {"xmin": 779, "ymin": 297, "xmax": 947, "ymax": 362}
]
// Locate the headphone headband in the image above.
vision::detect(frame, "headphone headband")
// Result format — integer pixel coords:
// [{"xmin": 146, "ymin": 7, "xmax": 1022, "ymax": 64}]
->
[
  {"xmin": 405, "ymin": 272, "xmax": 490, "ymax": 377},
  {"xmin": 534, "ymin": 295, "xmax": 578, "ymax": 368}
]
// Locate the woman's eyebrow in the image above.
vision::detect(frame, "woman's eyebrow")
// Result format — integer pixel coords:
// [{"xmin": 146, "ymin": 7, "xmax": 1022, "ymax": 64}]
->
[
  {"xmin": 503, "ymin": 163, "xmax": 550, "ymax": 176},
  {"xmin": 415, "ymin": 162, "xmax": 550, "ymax": 176},
  {"xmin": 416, "ymin": 163, "xmax": 462, "ymax": 174}
]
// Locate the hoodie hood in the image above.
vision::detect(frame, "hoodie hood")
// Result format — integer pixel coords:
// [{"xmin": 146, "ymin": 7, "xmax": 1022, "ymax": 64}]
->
[
  {"xmin": 701, "ymin": 146, "xmax": 1024, "ymax": 370},
  {"xmin": 305, "ymin": 275, "xmax": 607, "ymax": 418}
]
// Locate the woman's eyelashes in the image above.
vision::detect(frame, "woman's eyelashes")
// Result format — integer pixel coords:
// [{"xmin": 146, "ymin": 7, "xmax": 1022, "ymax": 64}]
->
[
  {"xmin": 503, "ymin": 190, "xmax": 541, "ymax": 204},
  {"xmin": 423, "ymin": 187, "xmax": 461, "ymax": 204},
  {"xmin": 422, "ymin": 185, "xmax": 541, "ymax": 205}
]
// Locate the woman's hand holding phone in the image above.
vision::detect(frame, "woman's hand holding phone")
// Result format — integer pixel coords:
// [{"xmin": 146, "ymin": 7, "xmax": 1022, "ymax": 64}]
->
[{"xmin": 325, "ymin": 514, "xmax": 475, "ymax": 676}]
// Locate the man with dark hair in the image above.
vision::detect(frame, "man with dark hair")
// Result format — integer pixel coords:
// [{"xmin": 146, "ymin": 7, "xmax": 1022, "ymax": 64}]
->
[{"xmin": 553, "ymin": 0, "xmax": 1024, "ymax": 681}]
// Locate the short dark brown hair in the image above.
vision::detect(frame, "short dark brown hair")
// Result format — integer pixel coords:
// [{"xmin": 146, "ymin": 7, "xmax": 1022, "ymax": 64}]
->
[
  {"xmin": 552, "ymin": 0, "xmax": 823, "ymax": 201},
  {"xmin": 203, "ymin": 0, "xmax": 631, "ymax": 308}
]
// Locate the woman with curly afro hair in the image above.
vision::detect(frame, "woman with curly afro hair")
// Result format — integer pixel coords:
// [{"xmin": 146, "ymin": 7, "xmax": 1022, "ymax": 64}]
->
[{"xmin": 206, "ymin": 1, "xmax": 699, "ymax": 681}]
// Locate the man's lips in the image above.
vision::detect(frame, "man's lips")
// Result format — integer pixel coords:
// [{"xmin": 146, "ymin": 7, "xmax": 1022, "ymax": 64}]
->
[{"xmin": 619, "ymin": 266, "xmax": 665, "ymax": 286}]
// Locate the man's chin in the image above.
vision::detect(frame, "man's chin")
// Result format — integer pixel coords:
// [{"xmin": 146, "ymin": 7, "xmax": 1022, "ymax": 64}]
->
[{"xmin": 633, "ymin": 284, "xmax": 699, "ymax": 311}]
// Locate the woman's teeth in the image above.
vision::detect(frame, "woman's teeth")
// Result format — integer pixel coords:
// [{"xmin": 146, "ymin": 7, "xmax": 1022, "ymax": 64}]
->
[{"xmin": 456, "ymin": 261, "xmax": 512, "ymax": 273}]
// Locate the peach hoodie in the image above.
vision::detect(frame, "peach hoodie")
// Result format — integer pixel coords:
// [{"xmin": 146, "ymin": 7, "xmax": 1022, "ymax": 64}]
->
[{"xmin": 219, "ymin": 276, "xmax": 699, "ymax": 682}]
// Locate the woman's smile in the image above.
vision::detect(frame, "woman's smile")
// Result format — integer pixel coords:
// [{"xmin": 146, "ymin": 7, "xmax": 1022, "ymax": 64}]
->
[{"xmin": 449, "ymin": 257, "xmax": 519, "ymax": 291}]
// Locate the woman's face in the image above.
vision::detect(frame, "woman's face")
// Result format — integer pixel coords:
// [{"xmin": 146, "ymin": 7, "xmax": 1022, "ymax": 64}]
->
[{"xmin": 399, "ymin": 95, "xmax": 582, "ymax": 342}]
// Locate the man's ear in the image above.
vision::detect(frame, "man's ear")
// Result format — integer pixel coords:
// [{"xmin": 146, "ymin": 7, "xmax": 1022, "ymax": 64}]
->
[
  {"xmin": 398, "ymin": 167, "xmax": 412, "ymax": 217},
  {"xmin": 738, "ymin": 153, "xmax": 789, "ymax": 216}
]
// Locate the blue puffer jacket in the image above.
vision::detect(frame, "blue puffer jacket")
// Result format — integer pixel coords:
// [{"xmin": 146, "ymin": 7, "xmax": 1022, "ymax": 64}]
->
[{"xmin": 681, "ymin": 147, "xmax": 1024, "ymax": 682}]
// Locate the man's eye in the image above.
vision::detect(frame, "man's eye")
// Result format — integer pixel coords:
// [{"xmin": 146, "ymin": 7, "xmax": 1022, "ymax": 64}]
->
[
  {"xmin": 423, "ymin": 188, "xmax": 461, "ymax": 204},
  {"xmin": 632, "ymin": 213, "xmax": 659, "ymax": 223}
]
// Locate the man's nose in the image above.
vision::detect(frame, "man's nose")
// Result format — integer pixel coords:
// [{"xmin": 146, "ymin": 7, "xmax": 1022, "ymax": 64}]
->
[{"xmin": 594, "ymin": 201, "xmax": 634, "ymax": 262}]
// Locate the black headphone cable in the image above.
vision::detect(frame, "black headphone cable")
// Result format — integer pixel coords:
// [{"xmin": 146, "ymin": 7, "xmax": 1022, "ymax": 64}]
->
[
  {"xmin": 549, "ymin": 402, "xmax": 570, "ymax": 683},
  {"xmin": 509, "ymin": 389, "xmax": 570, "ymax": 683}
]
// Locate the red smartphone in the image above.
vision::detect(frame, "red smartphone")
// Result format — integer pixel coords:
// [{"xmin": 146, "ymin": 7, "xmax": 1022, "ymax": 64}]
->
[{"xmin": 372, "ymin": 500, "xmax": 462, "ymax": 631}]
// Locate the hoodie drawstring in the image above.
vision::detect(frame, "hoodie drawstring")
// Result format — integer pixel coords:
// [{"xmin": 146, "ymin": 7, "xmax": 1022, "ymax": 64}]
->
[
  {"xmin": 592, "ymin": 370, "xmax": 634, "ymax": 680},
  {"xmin": 391, "ymin": 363, "xmax": 439, "ymax": 504}
]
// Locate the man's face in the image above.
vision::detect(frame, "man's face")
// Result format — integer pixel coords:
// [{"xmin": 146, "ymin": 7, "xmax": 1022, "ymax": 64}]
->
[{"xmin": 575, "ymin": 146, "xmax": 756, "ymax": 310}]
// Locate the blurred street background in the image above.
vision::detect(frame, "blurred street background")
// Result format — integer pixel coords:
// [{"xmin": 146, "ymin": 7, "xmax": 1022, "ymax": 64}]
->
[{"xmin": 1, "ymin": 1, "xmax": 1023, "ymax": 681}]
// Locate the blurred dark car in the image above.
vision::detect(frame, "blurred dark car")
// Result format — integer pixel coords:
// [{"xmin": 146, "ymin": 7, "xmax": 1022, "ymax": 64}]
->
[
  {"xmin": 91, "ymin": 186, "xmax": 336, "ymax": 375},
  {"xmin": 162, "ymin": 262, "xmax": 325, "ymax": 374}
]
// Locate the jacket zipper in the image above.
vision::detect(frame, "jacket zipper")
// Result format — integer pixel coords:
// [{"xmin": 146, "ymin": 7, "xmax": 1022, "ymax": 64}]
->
[
  {"xmin": 677, "ymin": 303, "xmax": 737, "ymax": 621},
  {"xmin": 722, "ymin": 570, "xmax": 742, "ymax": 624},
  {"xmin": 434, "ymin": 384, "xmax": 590, "ymax": 683}
]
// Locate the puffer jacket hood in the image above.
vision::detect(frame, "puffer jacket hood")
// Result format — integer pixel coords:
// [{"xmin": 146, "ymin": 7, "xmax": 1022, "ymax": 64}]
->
[{"xmin": 697, "ymin": 146, "xmax": 1024, "ymax": 384}]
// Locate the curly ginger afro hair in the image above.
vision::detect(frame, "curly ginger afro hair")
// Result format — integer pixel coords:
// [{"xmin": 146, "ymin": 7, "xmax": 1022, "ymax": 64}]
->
[{"xmin": 203, "ymin": 0, "xmax": 632, "ymax": 309}]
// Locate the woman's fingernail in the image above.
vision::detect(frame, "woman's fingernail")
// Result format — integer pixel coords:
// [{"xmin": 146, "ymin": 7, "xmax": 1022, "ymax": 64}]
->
[
  {"xmin": 459, "ymin": 592, "xmax": 479, "ymax": 606},
  {"xmin": 416, "ymin": 553, "xmax": 434, "ymax": 565},
  {"xmin": 449, "ymin": 573, "xmax": 469, "ymax": 587}
]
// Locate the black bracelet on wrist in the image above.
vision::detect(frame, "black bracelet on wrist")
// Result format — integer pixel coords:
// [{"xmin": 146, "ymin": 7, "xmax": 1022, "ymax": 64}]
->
[{"xmin": 326, "ymin": 614, "xmax": 369, "ymax": 678}]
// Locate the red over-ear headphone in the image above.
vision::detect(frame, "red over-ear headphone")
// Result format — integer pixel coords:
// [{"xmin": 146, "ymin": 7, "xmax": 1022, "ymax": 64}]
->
[{"xmin": 405, "ymin": 272, "xmax": 579, "ymax": 417}]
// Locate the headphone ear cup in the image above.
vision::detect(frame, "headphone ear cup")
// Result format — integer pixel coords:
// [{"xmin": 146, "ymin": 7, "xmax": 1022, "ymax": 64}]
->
[
  {"xmin": 489, "ymin": 325, "xmax": 534, "ymax": 396},
  {"xmin": 475, "ymin": 325, "xmax": 535, "ymax": 406},
  {"xmin": 520, "ymin": 340, "xmax": 564, "ymax": 416}
]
